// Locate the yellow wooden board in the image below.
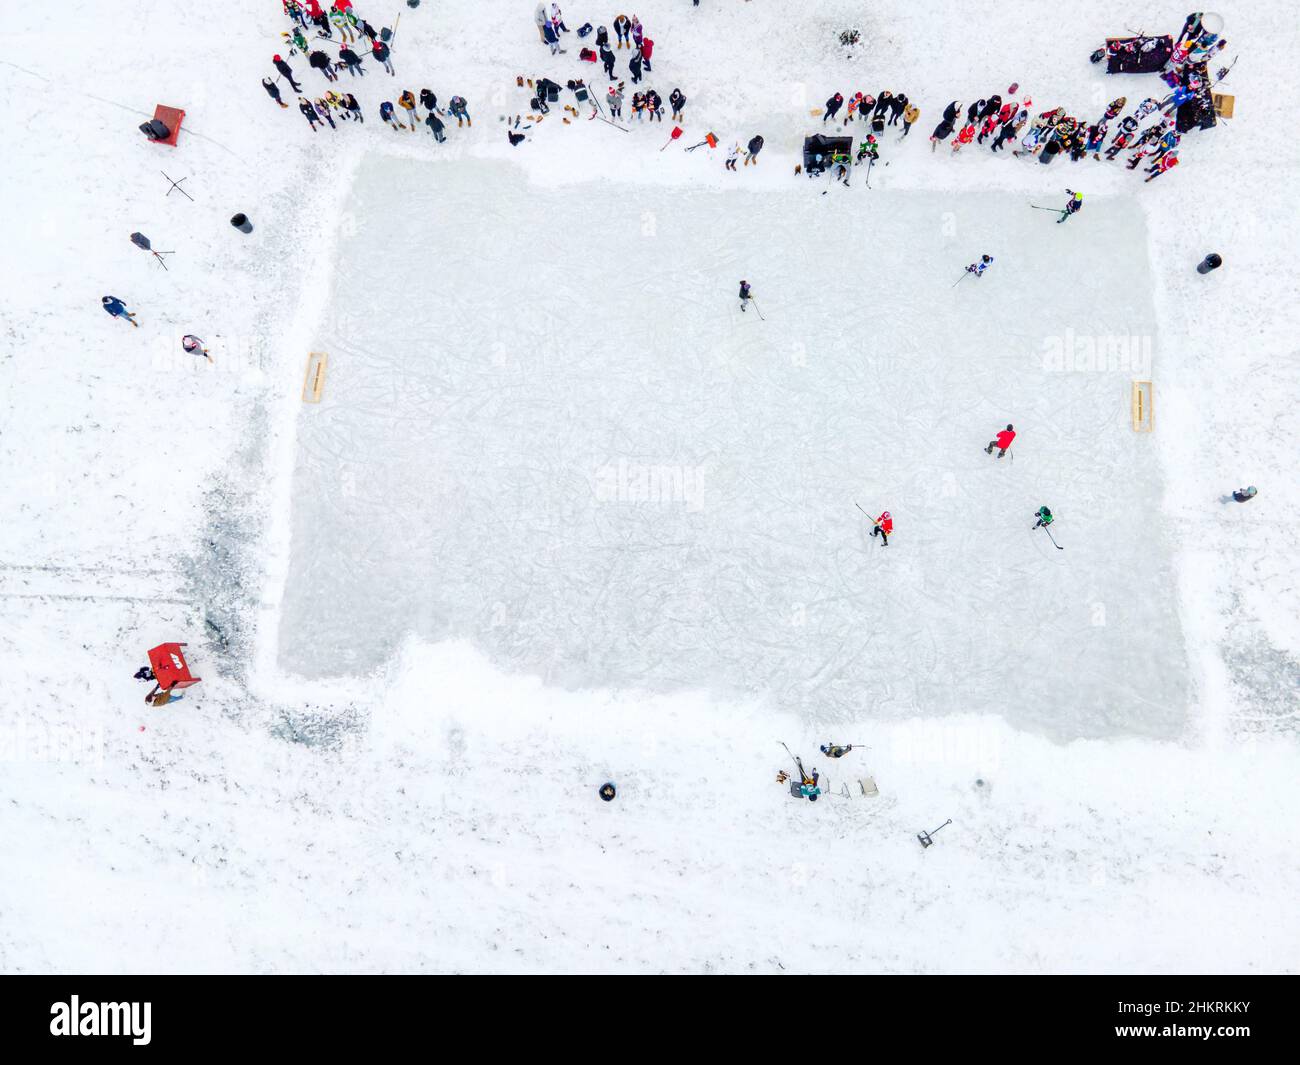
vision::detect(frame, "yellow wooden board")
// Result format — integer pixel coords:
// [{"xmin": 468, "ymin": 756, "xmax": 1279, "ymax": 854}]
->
[
  {"xmin": 1131, "ymin": 380, "xmax": 1153, "ymax": 432},
  {"xmin": 1213, "ymin": 93, "xmax": 1235, "ymax": 118},
  {"xmin": 303, "ymin": 351, "xmax": 328, "ymax": 403}
]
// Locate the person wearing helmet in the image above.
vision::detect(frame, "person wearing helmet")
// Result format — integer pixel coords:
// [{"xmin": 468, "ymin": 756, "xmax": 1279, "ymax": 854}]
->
[
  {"xmin": 101, "ymin": 295, "xmax": 138, "ymax": 327},
  {"xmin": 738, "ymin": 280, "xmax": 752, "ymax": 312},
  {"xmin": 871, "ymin": 510, "xmax": 893, "ymax": 546},
  {"xmin": 1232, "ymin": 486, "xmax": 1258, "ymax": 503},
  {"xmin": 1058, "ymin": 189, "xmax": 1083, "ymax": 223},
  {"xmin": 985, "ymin": 423, "xmax": 1015, "ymax": 457},
  {"xmin": 1033, "ymin": 506, "xmax": 1054, "ymax": 529},
  {"xmin": 967, "ymin": 254, "xmax": 995, "ymax": 278}
]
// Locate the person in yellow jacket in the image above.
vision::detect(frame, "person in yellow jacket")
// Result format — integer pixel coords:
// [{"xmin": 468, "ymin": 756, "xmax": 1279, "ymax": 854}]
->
[
  {"xmin": 902, "ymin": 103, "xmax": 920, "ymax": 137},
  {"xmin": 398, "ymin": 89, "xmax": 419, "ymax": 132}
]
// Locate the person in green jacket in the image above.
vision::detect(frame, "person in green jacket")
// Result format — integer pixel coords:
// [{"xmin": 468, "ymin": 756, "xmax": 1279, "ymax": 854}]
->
[{"xmin": 1033, "ymin": 506, "xmax": 1054, "ymax": 529}]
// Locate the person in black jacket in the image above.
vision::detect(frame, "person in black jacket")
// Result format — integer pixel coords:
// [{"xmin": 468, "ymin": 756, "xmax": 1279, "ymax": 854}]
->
[
  {"xmin": 628, "ymin": 49, "xmax": 642, "ymax": 83},
  {"xmin": 645, "ymin": 88, "xmax": 662, "ymax": 121},
  {"xmin": 343, "ymin": 92, "xmax": 363, "ymax": 122},
  {"xmin": 738, "ymin": 280, "xmax": 753, "ymax": 312},
  {"xmin": 309, "ymin": 49, "xmax": 337, "ymax": 82},
  {"xmin": 981, "ymin": 94, "xmax": 1002, "ymax": 120},
  {"xmin": 596, "ymin": 25, "xmax": 610, "ymax": 49},
  {"xmin": 339, "ymin": 46, "xmax": 364, "ymax": 77},
  {"xmin": 425, "ymin": 110, "xmax": 446, "ymax": 142},
  {"xmin": 372, "ymin": 37, "xmax": 394, "ymax": 76},
  {"xmin": 745, "ymin": 134, "xmax": 764, "ymax": 165},
  {"xmin": 824, "ymin": 92, "xmax": 843, "ymax": 122},
  {"xmin": 874, "ymin": 91, "xmax": 893, "ymax": 117},
  {"xmin": 943, "ymin": 100, "xmax": 961, "ymax": 124},
  {"xmin": 262, "ymin": 77, "xmax": 288, "ymax": 108},
  {"xmin": 888, "ymin": 92, "xmax": 907, "ymax": 125},
  {"xmin": 600, "ymin": 44, "xmax": 616, "ymax": 80},
  {"xmin": 966, "ymin": 98, "xmax": 985, "ymax": 124},
  {"xmin": 420, "ymin": 88, "xmax": 441, "ymax": 115},
  {"xmin": 274, "ymin": 55, "xmax": 303, "ymax": 93},
  {"xmin": 930, "ymin": 117, "xmax": 955, "ymax": 151},
  {"xmin": 669, "ymin": 88, "xmax": 686, "ymax": 122},
  {"xmin": 298, "ymin": 96, "xmax": 320, "ymax": 130}
]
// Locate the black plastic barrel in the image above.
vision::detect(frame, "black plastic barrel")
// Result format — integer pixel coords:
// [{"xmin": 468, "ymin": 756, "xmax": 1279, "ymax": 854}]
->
[
  {"xmin": 231, "ymin": 213, "xmax": 253, "ymax": 234},
  {"xmin": 1196, "ymin": 253, "xmax": 1223, "ymax": 275}
]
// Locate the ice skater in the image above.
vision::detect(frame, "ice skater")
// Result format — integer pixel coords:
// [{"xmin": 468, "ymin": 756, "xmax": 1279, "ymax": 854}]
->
[
  {"xmin": 871, "ymin": 510, "xmax": 892, "ymax": 546},
  {"xmin": 1232, "ymin": 486, "xmax": 1258, "ymax": 503},
  {"xmin": 1033, "ymin": 506, "xmax": 1053, "ymax": 529},
  {"xmin": 1058, "ymin": 190, "xmax": 1083, "ymax": 223},
  {"xmin": 738, "ymin": 279, "xmax": 753, "ymax": 312},
  {"xmin": 101, "ymin": 295, "xmax": 138, "ymax": 327},
  {"xmin": 966, "ymin": 254, "xmax": 994, "ymax": 278},
  {"xmin": 984, "ymin": 423, "xmax": 1015, "ymax": 457},
  {"xmin": 820, "ymin": 743, "xmax": 855, "ymax": 758}
]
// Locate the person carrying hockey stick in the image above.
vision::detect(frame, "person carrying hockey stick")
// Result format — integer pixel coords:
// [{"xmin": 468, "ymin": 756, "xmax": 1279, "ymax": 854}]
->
[
  {"xmin": 871, "ymin": 510, "xmax": 893, "ymax": 546},
  {"xmin": 1058, "ymin": 190, "xmax": 1083, "ymax": 223},
  {"xmin": 966, "ymin": 254, "xmax": 994, "ymax": 278},
  {"xmin": 985, "ymin": 423, "xmax": 1015, "ymax": 457},
  {"xmin": 1033, "ymin": 505, "xmax": 1054, "ymax": 529},
  {"xmin": 738, "ymin": 279, "xmax": 753, "ymax": 312}
]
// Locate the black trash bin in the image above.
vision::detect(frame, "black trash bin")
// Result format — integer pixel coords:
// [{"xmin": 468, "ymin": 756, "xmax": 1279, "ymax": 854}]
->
[
  {"xmin": 1196, "ymin": 253, "xmax": 1223, "ymax": 275},
  {"xmin": 231, "ymin": 213, "xmax": 253, "ymax": 234}
]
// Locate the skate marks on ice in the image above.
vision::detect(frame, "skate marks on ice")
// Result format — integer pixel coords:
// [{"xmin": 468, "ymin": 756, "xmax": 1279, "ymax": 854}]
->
[{"xmin": 278, "ymin": 159, "xmax": 1188, "ymax": 742}]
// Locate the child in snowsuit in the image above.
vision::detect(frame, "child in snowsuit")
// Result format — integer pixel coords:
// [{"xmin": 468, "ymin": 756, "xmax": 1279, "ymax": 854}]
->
[
  {"xmin": 182, "ymin": 334, "xmax": 212, "ymax": 361},
  {"xmin": 985, "ymin": 423, "xmax": 1015, "ymax": 457},
  {"xmin": 101, "ymin": 296, "xmax": 138, "ymax": 326}
]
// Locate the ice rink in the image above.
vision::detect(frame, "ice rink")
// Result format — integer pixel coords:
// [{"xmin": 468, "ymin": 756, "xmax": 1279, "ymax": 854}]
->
[{"xmin": 278, "ymin": 156, "xmax": 1188, "ymax": 742}]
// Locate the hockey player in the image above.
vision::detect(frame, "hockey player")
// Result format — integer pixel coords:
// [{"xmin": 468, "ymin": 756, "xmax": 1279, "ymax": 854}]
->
[
  {"xmin": 966, "ymin": 254, "xmax": 994, "ymax": 278},
  {"xmin": 1058, "ymin": 190, "xmax": 1083, "ymax": 223},
  {"xmin": 1232, "ymin": 486, "xmax": 1258, "ymax": 503},
  {"xmin": 856, "ymin": 134, "xmax": 879, "ymax": 163},
  {"xmin": 1144, "ymin": 151, "xmax": 1179, "ymax": 182},
  {"xmin": 985, "ymin": 423, "xmax": 1015, "ymax": 457},
  {"xmin": 820, "ymin": 743, "xmax": 854, "ymax": 758},
  {"xmin": 1032, "ymin": 506, "xmax": 1054, "ymax": 529},
  {"xmin": 101, "ymin": 295, "xmax": 138, "ymax": 327},
  {"xmin": 738, "ymin": 280, "xmax": 753, "ymax": 312},
  {"xmin": 871, "ymin": 510, "xmax": 893, "ymax": 546}
]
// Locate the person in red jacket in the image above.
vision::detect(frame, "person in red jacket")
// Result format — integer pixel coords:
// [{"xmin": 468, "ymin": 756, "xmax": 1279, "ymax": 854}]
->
[
  {"xmin": 985, "ymin": 423, "xmax": 1015, "ymax": 458},
  {"xmin": 871, "ymin": 510, "xmax": 893, "ymax": 546},
  {"xmin": 640, "ymin": 37, "xmax": 654, "ymax": 72}
]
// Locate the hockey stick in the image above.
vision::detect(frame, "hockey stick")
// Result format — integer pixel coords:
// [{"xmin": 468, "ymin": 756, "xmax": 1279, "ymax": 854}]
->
[
  {"xmin": 953, "ymin": 270, "xmax": 971, "ymax": 288},
  {"xmin": 1034, "ymin": 524, "xmax": 1064, "ymax": 550},
  {"xmin": 749, "ymin": 298, "xmax": 765, "ymax": 321},
  {"xmin": 1029, "ymin": 204, "xmax": 1061, "ymax": 211}
]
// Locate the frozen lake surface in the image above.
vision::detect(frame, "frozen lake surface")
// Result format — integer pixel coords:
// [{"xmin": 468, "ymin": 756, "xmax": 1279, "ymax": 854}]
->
[{"xmin": 279, "ymin": 155, "xmax": 1188, "ymax": 742}]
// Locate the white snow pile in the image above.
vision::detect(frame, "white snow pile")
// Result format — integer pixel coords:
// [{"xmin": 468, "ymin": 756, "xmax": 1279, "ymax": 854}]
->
[{"xmin": 1, "ymin": 0, "xmax": 1298, "ymax": 973}]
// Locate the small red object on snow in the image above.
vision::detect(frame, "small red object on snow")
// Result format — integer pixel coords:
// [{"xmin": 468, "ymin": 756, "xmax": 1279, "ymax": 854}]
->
[
  {"xmin": 151, "ymin": 105, "xmax": 186, "ymax": 147},
  {"xmin": 147, "ymin": 642, "xmax": 201, "ymax": 692}
]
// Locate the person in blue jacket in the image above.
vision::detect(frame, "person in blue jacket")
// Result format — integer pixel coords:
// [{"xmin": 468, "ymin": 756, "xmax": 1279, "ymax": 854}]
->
[{"xmin": 102, "ymin": 295, "xmax": 138, "ymax": 327}]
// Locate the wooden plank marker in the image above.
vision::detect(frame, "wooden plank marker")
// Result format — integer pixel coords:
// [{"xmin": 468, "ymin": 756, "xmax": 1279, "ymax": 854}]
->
[
  {"xmin": 1131, "ymin": 380, "xmax": 1153, "ymax": 432},
  {"xmin": 1213, "ymin": 93, "xmax": 1234, "ymax": 119},
  {"xmin": 303, "ymin": 351, "xmax": 328, "ymax": 403}
]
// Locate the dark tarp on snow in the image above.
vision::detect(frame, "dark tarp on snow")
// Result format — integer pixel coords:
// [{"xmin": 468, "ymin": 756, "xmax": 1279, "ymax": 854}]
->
[
  {"xmin": 803, "ymin": 134, "xmax": 853, "ymax": 175},
  {"xmin": 1105, "ymin": 35, "xmax": 1174, "ymax": 73}
]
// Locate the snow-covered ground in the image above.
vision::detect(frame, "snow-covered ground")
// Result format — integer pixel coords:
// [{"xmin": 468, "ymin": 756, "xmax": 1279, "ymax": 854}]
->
[{"xmin": 2, "ymin": 0, "xmax": 1298, "ymax": 973}]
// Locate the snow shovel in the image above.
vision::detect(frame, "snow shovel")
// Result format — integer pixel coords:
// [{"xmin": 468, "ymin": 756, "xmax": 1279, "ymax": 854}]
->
[
  {"xmin": 659, "ymin": 125, "xmax": 684, "ymax": 151},
  {"xmin": 685, "ymin": 132, "xmax": 717, "ymax": 151}
]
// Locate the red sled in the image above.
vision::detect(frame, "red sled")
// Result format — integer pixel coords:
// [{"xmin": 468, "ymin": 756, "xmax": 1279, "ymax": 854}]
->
[
  {"xmin": 149, "ymin": 104, "xmax": 186, "ymax": 147},
  {"xmin": 147, "ymin": 642, "xmax": 201, "ymax": 691},
  {"xmin": 579, "ymin": 48, "xmax": 598, "ymax": 62}
]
